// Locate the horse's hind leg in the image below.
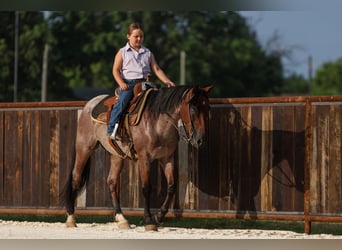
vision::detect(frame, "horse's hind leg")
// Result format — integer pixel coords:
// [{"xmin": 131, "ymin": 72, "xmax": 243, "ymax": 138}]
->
[
  {"xmin": 107, "ymin": 155, "xmax": 129, "ymax": 229},
  {"xmin": 65, "ymin": 133, "xmax": 97, "ymax": 227},
  {"xmin": 65, "ymin": 148, "xmax": 94, "ymax": 227},
  {"xmin": 154, "ymin": 158, "xmax": 176, "ymax": 224}
]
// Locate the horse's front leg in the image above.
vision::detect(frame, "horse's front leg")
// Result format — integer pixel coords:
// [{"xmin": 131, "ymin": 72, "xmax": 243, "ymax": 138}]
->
[
  {"xmin": 138, "ymin": 157, "xmax": 157, "ymax": 231},
  {"xmin": 154, "ymin": 158, "xmax": 175, "ymax": 225},
  {"xmin": 107, "ymin": 155, "xmax": 129, "ymax": 229}
]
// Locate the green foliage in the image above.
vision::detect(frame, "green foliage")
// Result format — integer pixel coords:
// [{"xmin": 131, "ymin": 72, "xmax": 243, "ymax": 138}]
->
[
  {"xmin": 0, "ymin": 11, "xmax": 292, "ymax": 101},
  {"xmin": 312, "ymin": 58, "xmax": 342, "ymax": 95},
  {"xmin": 282, "ymin": 73, "xmax": 309, "ymax": 95},
  {"xmin": 0, "ymin": 12, "xmax": 48, "ymax": 101}
]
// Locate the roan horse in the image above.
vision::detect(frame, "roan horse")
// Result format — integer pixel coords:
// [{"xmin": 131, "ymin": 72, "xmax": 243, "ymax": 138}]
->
[{"xmin": 63, "ymin": 85, "xmax": 213, "ymax": 231}]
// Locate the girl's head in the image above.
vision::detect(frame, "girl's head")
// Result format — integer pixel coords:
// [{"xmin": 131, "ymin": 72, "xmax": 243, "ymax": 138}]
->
[{"xmin": 127, "ymin": 22, "xmax": 144, "ymax": 49}]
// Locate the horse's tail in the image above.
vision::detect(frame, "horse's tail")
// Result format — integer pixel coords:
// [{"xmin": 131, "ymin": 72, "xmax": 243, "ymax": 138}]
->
[{"xmin": 60, "ymin": 153, "xmax": 91, "ymax": 210}]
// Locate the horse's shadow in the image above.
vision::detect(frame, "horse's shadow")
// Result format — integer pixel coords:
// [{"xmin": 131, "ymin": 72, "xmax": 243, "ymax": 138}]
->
[{"xmin": 179, "ymin": 104, "xmax": 305, "ymax": 216}]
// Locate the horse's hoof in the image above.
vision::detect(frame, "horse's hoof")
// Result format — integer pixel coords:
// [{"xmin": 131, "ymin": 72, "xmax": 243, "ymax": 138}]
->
[
  {"xmin": 66, "ymin": 215, "xmax": 77, "ymax": 228},
  {"xmin": 66, "ymin": 221, "xmax": 77, "ymax": 228},
  {"xmin": 145, "ymin": 224, "xmax": 158, "ymax": 231},
  {"xmin": 115, "ymin": 213, "xmax": 130, "ymax": 229},
  {"xmin": 117, "ymin": 220, "xmax": 130, "ymax": 229}
]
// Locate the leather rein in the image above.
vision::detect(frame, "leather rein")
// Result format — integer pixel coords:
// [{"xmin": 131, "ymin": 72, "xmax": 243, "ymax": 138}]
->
[{"xmin": 168, "ymin": 88, "xmax": 197, "ymax": 143}]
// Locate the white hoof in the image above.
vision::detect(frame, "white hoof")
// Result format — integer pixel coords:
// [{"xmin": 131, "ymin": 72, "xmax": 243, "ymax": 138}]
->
[
  {"xmin": 115, "ymin": 213, "xmax": 130, "ymax": 229},
  {"xmin": 66, "ymin": 214, "xmax": 77, "ymax": 228},
  {"xmin": 145, "ymin": 224, "xmax": 158, "ymax": 231}
]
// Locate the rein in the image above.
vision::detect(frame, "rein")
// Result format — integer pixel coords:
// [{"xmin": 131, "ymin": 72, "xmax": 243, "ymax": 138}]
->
[
  {"xmin": 167, "ymin": 88, "xmax": 196, "ymax": 143},
  {"xmin": 179, "ymin": 105, "xmax": 195, "ymax": 143},
  {"xmin": 167, "ymin": 113, "xmax": 195, "ymax": 143}
]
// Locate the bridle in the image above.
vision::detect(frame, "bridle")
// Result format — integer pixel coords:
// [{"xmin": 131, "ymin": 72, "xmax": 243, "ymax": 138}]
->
[
  {"xmin": 168, "ymin": 87, "xmax": 203, "ymax": 143},
  {"xmin": 178, "ymin": 89, "xmax": 196, "ymax": 143}
]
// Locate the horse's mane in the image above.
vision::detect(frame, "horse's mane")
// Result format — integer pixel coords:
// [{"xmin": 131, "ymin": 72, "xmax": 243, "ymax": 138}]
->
[{"xmin": 145, "ymin": 86, "xmax": 191, "ymax": 118}]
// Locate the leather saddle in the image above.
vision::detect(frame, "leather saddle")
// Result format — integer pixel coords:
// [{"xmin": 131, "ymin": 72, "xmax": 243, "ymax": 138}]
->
[{"xmin": 91, "ymin": 81, "xmax": 159, "ymax": 140}]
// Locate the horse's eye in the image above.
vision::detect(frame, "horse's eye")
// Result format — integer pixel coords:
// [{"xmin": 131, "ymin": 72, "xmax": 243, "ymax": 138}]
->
[{"xmin": 190, "ymin": 106, "xmax": 198, "ymax": 116}]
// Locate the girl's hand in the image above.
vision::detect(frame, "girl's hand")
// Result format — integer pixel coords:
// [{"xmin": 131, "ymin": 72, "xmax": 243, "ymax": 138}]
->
[
  {"xmin": 119, "ymin": 82, "xmax": 129, "ymax": 91},
  {"xmin": 166, "ymin": 81, "xmax": 175, "ymax": 87}
]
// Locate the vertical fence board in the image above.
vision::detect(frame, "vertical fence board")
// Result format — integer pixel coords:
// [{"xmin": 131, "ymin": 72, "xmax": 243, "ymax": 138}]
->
[
  {"xmin": 310, "ymin": 105, "xmax": 319, "ymax": 213},
  {"xmin": 250, "ymin": 106, "xmax": 263, "ymax": 212},
  {"xmin": 294, "ymin": 105, "xmax": 305, "ymax": 211},
  {"xmin": 272, "ymin": 106, "xmax": 287, "ymax": 212},
  {"xmin": 240, "ymin": 106, "xmax": 253, "ymax": 211},
  {"xmin": 217, "ymin": 106, "xmax": 230, "ymax": 210},
  {"xmin": 22, "ymin": 110, "xmax": 33, "ymax": 206},
  {"xmin": 0, "ymin": 112, "xmax": 3, "ymax": 205},
  {"xmin": 4, "ymin": 111, "xmax": 23, "ymax": 206},
  {"xmin": 260, "ymin": 106, "xmax": 273, "ymax": 211},
  {"xmin": 49, "ymin": 110, "xmax": 60, "ymax": 208},
  {"xmin": 313, "ymin": 105, "xmax": 330, "ymax": 213},
  {"xmin": 41, "ymin": 110, "xmax": 53, "ymax": 207},
  {"xmin": 31, "ymin": 110, "xmax": 41, "ymax": 207},
  {"xmin": 328, "ymin": 105, "xmax": 342, "ymax": 213}
]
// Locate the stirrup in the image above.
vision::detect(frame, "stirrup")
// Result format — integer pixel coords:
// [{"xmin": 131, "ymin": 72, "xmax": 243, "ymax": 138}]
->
[{"xmin": 110, "ymin": 123, "xmax": 119, "ymax": 140}]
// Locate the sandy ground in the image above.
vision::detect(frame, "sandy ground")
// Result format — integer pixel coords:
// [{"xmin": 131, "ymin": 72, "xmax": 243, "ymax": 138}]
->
[{"xmin": 1, "ymin": 219, "xmax": 342, "ymax": 239}]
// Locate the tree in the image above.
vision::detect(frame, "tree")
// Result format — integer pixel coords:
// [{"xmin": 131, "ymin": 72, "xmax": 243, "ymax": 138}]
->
[
  {"xmin": 166, "ymin": 11, "xmax": 284, "ymax": 98},
  {"xmin": 282, "ymin": 73, "xmax": 309, "ymax": 95},
  {"xmin": 0, "ymin": 11, "xmax": 48, "ymax": 102},
  {"xmin": 0, "ymin": 12, "xmax": 12, "ymax": 101},
  {"xmin": 46, "ymin": 11, "xmax": 125, "ymax": 100},
  {"xmin": 311, "ymin": 58, "xmax": 342, "ymax": 95},
  {"xmin": 0, "ymin": 11, "xmax": 288, "ymax": 101}
]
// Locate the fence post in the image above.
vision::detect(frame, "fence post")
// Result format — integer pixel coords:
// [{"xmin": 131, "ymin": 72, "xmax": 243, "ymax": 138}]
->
[{"xmin": 304, "ymin": 97, "xmax": 312, "ymax": 234}]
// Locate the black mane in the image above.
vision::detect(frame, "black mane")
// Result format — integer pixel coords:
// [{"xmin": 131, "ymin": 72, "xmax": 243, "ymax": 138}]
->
[{"xmin": 145, "ymin": 86, "xmax": 192, "ymax": 118}]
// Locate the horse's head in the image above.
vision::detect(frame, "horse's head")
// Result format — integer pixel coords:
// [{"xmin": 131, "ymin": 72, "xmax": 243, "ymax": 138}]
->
[{"xmin": 179, "ymin": 85, "xmax": 213, "ymax": 148}]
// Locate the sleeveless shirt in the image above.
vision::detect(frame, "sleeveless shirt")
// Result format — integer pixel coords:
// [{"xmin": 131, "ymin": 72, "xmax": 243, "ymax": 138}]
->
[{"xmin": 121, "ymin": 42, "xmax": 151, "ymax": 80}]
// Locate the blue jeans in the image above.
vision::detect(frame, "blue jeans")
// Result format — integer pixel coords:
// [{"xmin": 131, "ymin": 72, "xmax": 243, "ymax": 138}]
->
[{"xmin": 107, "ymin": 80, "xmax": 135, "ymax": 134}]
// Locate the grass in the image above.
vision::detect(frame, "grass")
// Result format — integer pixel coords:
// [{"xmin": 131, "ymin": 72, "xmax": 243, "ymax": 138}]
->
[{"xmin": 1, "ymin": 214, "xmax": 342, "ymax": 235}]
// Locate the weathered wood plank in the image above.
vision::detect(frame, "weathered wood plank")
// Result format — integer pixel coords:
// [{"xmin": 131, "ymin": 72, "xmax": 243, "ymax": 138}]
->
[
  {"xmin": 3, "ymin": 111, "xmax": 22, "ymax": 206},
  {"xmin": 310, "ymin": 105, "xmax": 319, "ymax": 213},
  {"xmin": 22, "ymin": 110, "xmax": 34, "ymax": 206},
  {"xmin": 0, "ymin": 111, "xmax": 4, "ymax": 205},
  {"xmin": 260, "ymin": 106, "xmax": 273, "ymax": 211},
  {"xmin": 328, "ymin": 105, "xmax": 342, "ymax": 213},
  {"xmin": 293, "ymin": 105, "xmax": 305, "ymax": 211},
  {"xmin": 246, "ymin": 105, "xmax": 263, "ymax": 212},
  {"xmin": 49, "ymin": 110, "xmax": 60, "ymax": 207}
]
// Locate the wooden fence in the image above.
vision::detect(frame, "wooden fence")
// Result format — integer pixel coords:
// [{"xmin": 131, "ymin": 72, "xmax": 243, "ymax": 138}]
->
[{"xmin": 1, "ymin": 96, "xmax": 342, "ymax": 233}]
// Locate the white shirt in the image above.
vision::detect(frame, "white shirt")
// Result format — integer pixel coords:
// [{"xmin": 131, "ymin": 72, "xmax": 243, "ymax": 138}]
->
[{"xmin": 121, "ymin": 42, "xmax": 151, "ymax": 80}]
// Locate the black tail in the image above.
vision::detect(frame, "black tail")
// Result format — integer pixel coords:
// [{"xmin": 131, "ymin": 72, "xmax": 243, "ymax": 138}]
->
[{"xmin": 60, "ymin": 154, "xmax": 91, "ymax": 214}]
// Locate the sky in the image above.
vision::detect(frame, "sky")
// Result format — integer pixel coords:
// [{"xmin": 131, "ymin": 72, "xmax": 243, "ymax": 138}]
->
[{"xmin": 239, "ymin": 10, "xmax": 342, "ymax": 79}]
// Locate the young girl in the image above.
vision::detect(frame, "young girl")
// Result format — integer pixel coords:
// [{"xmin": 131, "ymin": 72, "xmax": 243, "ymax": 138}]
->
[{"xmin": 108, "ymin": 22, "xmax": 175, "ymax": 139}]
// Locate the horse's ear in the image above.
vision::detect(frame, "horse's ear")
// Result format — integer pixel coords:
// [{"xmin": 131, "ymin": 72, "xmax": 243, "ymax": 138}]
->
[{"xmin": 202, "ymin": 85, "xmax": 214, "ymax": 93}]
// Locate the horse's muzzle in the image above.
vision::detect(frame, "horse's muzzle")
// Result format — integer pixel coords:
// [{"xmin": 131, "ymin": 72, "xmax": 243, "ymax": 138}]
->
[{"xmin": 190, "ymin": 133, "xmax": 204, "ymax": 148}]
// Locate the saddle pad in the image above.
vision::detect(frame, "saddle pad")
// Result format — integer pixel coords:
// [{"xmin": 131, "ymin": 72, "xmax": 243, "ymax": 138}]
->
[{"xmin": 91, "ymin": 88, "xmax": 155, "ymax": 125}]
